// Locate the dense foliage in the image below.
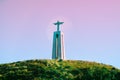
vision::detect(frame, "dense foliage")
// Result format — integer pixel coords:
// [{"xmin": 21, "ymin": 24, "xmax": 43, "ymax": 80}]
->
[{"xmin": 0, "ymin": 59, "xmax": 120, "ymax": 80}]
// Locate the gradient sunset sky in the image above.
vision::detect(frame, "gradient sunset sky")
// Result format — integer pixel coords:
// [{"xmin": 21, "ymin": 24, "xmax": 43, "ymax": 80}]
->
[{"xmin": 0, "ymin": 0, "xmax": 120, "ymax": 68}]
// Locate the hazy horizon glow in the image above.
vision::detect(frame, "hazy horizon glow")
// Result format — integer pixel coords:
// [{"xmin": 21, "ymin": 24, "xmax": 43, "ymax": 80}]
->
[{"xmin": 0, "ymin": 0, "xmax": 120, "ymax": 68}]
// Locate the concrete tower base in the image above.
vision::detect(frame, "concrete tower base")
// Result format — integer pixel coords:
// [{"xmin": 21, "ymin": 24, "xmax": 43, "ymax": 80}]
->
[{"xmin": 52, "ymin": 31, "xmax": 65, "ymax": 60}]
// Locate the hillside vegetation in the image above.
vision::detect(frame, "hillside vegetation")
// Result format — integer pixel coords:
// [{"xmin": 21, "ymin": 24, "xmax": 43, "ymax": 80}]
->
[{"xmin": 0, "ymin": 59, "xmax": 120, "ymax": 80}]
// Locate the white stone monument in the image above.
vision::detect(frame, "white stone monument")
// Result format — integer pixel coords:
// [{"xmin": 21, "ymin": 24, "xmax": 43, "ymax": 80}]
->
[{"xmin": 52, "ymin": 21, "xmax": 65, "ymax": 60}]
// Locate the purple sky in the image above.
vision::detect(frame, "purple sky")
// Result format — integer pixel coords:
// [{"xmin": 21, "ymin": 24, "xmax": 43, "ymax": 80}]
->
[{"xmin": 0, "ymin": 0, "xmax": 120, "ymax": 68}]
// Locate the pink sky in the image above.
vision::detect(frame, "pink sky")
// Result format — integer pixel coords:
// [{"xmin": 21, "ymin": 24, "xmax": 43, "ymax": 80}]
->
[{"xmin": 0, "ymin": 0, "xmax": 120, "ymax": 68}]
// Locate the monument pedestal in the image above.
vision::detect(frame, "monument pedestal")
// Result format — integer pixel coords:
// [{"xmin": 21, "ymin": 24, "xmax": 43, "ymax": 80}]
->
[{"xmin": 52, "ymin": 31, "xmax": 65, "ymax": 60}]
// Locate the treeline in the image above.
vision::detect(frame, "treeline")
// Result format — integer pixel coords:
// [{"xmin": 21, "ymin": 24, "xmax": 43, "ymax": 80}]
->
[{"xmin": 0, "ymin": 59, "xmax": 120, "ymax": 80}]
